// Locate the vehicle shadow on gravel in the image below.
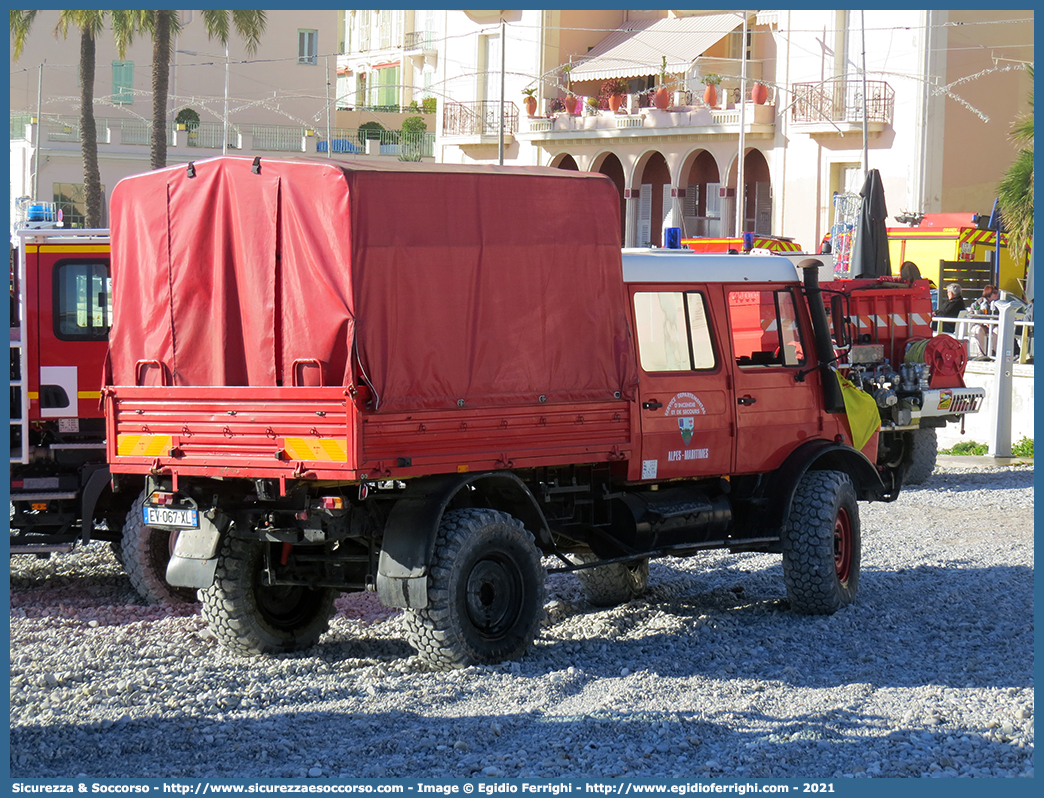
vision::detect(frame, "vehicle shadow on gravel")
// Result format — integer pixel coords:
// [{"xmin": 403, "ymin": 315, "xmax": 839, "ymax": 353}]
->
[
  {"xmin": 536, "ymin": 560, "xmax": 1034, "ymax": 691},
  {"xmin": 907, "ymin": 467, "xmax": 1035, "ymax": 493},
  {"xmin": 9, "ymin": 705, "xmax": 1031, "ymax": 779}
]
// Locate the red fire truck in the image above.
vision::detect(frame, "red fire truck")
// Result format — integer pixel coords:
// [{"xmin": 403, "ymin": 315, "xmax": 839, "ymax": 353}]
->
[
  {"xmin": 103, "ymin": 158, "xmax": 983, "ymax": 668},
  {"xmin": 9, "ymin": 209, "xmax": 191, "ymax": 604}
]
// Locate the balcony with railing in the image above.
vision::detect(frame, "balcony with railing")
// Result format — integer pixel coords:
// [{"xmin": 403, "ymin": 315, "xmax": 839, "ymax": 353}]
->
[
  {"xmin": 404, "ymin": 30, "xmax": 436, "ymax": 52},
  {"xmin": 442, "ymin": 101, "xmax": 519, "ymax": 145},
  {"xmin": 790, "ymin": 78, "xmax": 894, "ymax": 137},
  {"xmin": 519, "ymin": 90, "xmax": 776, "ymax": 143}
]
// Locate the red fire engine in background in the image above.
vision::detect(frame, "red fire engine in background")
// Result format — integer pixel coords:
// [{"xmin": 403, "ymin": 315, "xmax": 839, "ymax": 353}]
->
[{"xmin": 9, "ymin": 203, "xmax": 175, "ymax": 602}]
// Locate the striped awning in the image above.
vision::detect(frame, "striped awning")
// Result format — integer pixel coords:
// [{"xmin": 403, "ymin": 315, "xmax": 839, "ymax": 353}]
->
[{"xmin": 567, "ymin": 12, "xmax": 754, "ymax": 82}]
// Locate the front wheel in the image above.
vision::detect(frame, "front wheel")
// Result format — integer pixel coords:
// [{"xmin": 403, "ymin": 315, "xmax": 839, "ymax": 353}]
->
[
  {"xmin": 403, "ymin": 508, "xmax": 546, "ymax": 670},
  {"xmin": 122, "ymin": 491, "xmax": 198, "ymax": 605},
  {"xmin": 200, "ymin": 536, "xmax": 338, "ymax": 656},
  {"xmin": 904, "ymin": 427, "xmax": 938, "ymax": 486},
  {"xmin": 781, "ymin": 470, "xmax": 860, "ymax": 614}
]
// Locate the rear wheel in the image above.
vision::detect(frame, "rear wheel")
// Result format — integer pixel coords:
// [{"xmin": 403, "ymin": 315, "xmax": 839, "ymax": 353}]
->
[
  {"xmin": 201, "ymin": 536, "xmax": 337, "ymax": 656},
  {"xmin": 570, "ymin": 552, "xmax": 649, "ymax": 607},
  {"xmin": 904, "ymin": 427, "xmax": 938, "ymax": 485},
  {"xmin": 781, "ymin": 470, "xmax": 860, "ymax": 614},
  {"xmin": 403, "ymin": 509, "xmax": 546, "ymax": 670},
  {"xmin": 122, "ymin": 491, "xmax": 197, "ymax": 605}
]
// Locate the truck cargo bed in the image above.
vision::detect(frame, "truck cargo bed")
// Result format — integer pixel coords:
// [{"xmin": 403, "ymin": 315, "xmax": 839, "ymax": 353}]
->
[{"xmin": 106, "ymin": 386, "xmax": 632, "ymax": 482}]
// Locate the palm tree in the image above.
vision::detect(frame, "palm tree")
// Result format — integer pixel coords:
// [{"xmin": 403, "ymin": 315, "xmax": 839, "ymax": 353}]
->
[
  {"xmin": 997, "ymin": 66, "xmax": 1033, "ymax": 256},
  {"xmin": 11, "ymin": 10, "xmax": 134, "ymax": 228},
  {"xmin": 131, "ymin": 10, "xmax": 267, "ymax": 170}
]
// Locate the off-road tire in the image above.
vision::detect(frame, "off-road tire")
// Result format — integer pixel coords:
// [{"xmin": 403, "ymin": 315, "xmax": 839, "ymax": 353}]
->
[
  {"xmin": 570, "ymin": 552, "xmax": 649, "ymax": 607},
  {"xmin": 904, "ymin": 427, "xmax": 938, "ymax": 486},
  {"xmin": 403, "ymin": 508, "xmax": 546, "ymax": 670},
  {"xmin": 122, "ymin": 491, "xmax": 198, "ymax": 605},
  {"xmin": 109, "ymin": 538, "xmax": 125, "ymax": 567},
  {"xmin": 781, "ymin": 470, "xmax": 860, "ymax": 614},
  {"xmin": 200, "ymin": 535, "xmax": 337, "ymax": 656}
]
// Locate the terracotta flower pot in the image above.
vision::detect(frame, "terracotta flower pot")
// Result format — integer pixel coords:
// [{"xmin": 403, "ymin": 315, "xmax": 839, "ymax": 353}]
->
[
  {"xmin": 608, "ymin": 93, "xmax": 624, "ymax": 112},
  {"xmin": 751, "ymin": 82, "xmax": 768, "ymax": 105},
  {"xmin": 564, "ymin": 94, "xmax": 578, "ymax": 114},
  {"xmin": 524, "ymin": 96, "xmax": 537, "ymax": 116},
  {"xmin": 654, "ymin": 88, "xmax": 671, "ymax": 110},
  {"xmin": 703, "ymin": 84, "xmax": 717, "ymax": 107}
]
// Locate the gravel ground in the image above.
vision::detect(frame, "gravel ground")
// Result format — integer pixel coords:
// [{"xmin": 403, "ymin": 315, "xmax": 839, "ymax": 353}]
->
[{"xmin": 9, "ymin": 463, "xmax": 1034, "ymax": 780}]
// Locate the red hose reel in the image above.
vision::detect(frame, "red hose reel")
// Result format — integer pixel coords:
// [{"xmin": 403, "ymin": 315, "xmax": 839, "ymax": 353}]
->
[{"xmin": 905, "ymin": 335, "xmax": 968, "ymax": 389}]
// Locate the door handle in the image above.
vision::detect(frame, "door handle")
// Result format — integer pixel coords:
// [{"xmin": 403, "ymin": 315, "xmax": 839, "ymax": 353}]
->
[
  {"xmin": 642, "ymin": 399, "xmax": 664, "ymax": 410},
  {"xmin": 737, "ymin": 395, "xmax": 757, "ymax": 405}
]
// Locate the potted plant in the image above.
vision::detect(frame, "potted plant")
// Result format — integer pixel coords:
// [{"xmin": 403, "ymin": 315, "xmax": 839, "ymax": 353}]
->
[
  {"xmin": 562, "ymin": 64, "xmax": 578, "ymax": 114},
  {"xmin": 654, "ymin": 56, "xmax": 672, "ymax": 109},
  {"xmin": 751, "ymin": 81, "xmax": 768, "ymax": 105},
  {"xmin": 601, "ymin": 77, "xmax": 628, "ymax": 112},
  {"xmin": 522, "ymin": 87, "xmax": 538, "ymax": 116},
  {"xmin": 702, "ymin": 73, "xmax": 721, "ymax": 107},
  {"xmin": 585, "ymin": 95, "xmax": 600, "ymax": 114}
]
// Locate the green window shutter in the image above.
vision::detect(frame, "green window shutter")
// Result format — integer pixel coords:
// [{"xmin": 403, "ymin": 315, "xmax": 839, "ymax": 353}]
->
[{"xmin": 112, "ymin": 61, "xmax": 134, "ymax": 105}]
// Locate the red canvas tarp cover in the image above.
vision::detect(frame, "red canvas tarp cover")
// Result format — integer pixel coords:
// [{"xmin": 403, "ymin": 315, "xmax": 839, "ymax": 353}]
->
[{"xmin": 108, "ymin": 157, "xmax": 638, "ymax": 412}]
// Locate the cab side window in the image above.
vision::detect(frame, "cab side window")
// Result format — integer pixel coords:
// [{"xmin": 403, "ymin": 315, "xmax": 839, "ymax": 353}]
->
[
  {"xmin": 633, "ymin": 291, "xmax": 716, "ymax": 372},
  {"xmin": 728, "ymin": 289, "xmax": 805, "ymax": 367},
  {"xmin": 54, "ymin": 260, "xmax": 111, "ymax": 340}
]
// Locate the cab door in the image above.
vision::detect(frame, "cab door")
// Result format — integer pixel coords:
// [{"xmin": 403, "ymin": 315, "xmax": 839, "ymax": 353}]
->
[
  {"xmin": 36, "ymin": 244, "xmax": 111, "ymax": 423},
  {"xmin": 631, "ymin": 285, "xmax": 734, "ymax": 481},
  {"xmin": 724, "ymin": 284, "xmax": 822, "ymax": 473}
]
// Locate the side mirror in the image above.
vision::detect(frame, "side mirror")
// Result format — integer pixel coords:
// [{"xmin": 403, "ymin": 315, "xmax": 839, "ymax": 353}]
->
[{"xmin": 830, "ymin": 294, "xmax": 849, "ymax": 347}]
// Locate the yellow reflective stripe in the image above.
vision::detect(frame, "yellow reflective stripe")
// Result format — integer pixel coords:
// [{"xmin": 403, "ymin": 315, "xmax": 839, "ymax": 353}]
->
[
  {"xmin": 117, "ymin": 434, "xmax": 172, "ymax": 457},
  {"xmin": 284, "ymin": 437, "xmax": 348, "ymax": 462},
  {"xmin": 78, "ymin": 391, "xmax": 102, "ymax": 399},
  {"xmin": 37, "ymin": 245, "xmax": 109, "ymax": 253},
  {"xmin": 28, "ymin": 391, "xmax": 39, "ymax": 399}
]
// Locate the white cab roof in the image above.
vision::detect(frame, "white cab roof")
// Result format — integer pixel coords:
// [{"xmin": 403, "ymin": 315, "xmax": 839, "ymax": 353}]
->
[{"xmin": 621, "ymin": 248, "xmax": 819, "ymax": 284}]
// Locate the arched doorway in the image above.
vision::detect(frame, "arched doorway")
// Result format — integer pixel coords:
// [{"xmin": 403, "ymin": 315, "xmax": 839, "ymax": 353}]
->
[
  {"xmin": 595, "ymin": 153, "xmax": 626, "ymax": 246},
  {"xmin": 742, "ymin": 149, "xmax": 771, "ymax": 234},
  {"xmin": 552, "ymin": 153, "xmax": 579, "ymax": 171},
  {"xmin": 681, "ymin": 151, "xmax": 722, "ymax": 238},
  {"xmin": 635, "ymin": 152, "xmax": 670, "ymax": 248}
]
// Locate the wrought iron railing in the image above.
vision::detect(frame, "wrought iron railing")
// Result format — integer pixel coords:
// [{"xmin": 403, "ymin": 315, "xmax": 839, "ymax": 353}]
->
[
  {"xmin": 442, "ymin": 100, "xmax": 519, "ymax": 137},
  {"xmin": 120, "ymin": 119, "xmax": 180, "ymax": 147},
  {"xmin": 10, "ymin": 114, "xmax": 33, "ymax": 140},
  {"xmin": 404, "ymin": 30, "xmax": 435, "ymax": 50},
  {"xmin": 250, "ymin": 124, "xmax": 305, "ymax": 151},
  {"xmin": 315, "ymin": 127, "xmax": 435, "ymax": 159},
  {"xmin": 184, "ymin": 121, "xmax": 237, "ymax": 149},
  {"xmin": 44, "ymin": 119, "xmax": 112, "ymax": 144},
  {"xmin": 790, "ymin": 79, "xmax": 894, "ymax": 125}
]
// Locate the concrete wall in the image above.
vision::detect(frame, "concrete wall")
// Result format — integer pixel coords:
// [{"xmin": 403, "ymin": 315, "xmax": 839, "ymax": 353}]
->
[{"xmin": 935, "ymin": 362, "xmax": 1035, "ymax": 450}]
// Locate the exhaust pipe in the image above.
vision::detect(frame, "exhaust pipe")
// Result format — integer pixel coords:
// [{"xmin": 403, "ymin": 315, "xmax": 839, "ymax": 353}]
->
[{"xmin": 800, "ymin": 259, "xmax": 845, "ymax": 413}]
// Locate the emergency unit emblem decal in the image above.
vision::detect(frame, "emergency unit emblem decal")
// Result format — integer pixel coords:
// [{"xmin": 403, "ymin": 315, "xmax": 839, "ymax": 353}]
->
[
  {"xmin": 665, "ymin": 392, "xmax": 706, "ymax": 416},
  {"xmin": 666, "ymin": 393, "xmax": 704, "ymax": 446},
  {"xmin": 679, "ymin": 417, "xmax": 694, "ymax": 445}
]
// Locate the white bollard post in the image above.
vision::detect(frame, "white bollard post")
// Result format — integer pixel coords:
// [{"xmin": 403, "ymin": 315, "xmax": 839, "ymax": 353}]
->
[{"xmin": 988, "ymin": 301, "xmax": 1017, "ymax": 457}]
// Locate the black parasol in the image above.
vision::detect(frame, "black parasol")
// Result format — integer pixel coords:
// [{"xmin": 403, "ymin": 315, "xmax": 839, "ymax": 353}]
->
[{"xmin": 849, "ymin": 168, "xmax": 892, "ymax": 279}]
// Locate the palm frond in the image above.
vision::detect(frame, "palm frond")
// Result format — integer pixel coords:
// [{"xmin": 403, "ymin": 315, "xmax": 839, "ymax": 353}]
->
[{"xmin": 10, "ymin": 10, "xmax": 39, "ymax": 60}]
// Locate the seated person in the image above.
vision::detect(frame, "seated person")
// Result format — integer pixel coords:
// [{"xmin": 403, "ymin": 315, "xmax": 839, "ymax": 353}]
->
[
  {"xmin": 934, "ymin": 283, "xmax": 965, "ymax": 333},
  {"xmin": 969, "ymin": 285, "xmax": 1001, "ymax": 358}
]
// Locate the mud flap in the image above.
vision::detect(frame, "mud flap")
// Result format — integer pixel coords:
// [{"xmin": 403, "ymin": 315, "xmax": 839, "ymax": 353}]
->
[{"xmin": 165, "ymin": 515, "xmax": 222, "ymax": 589}]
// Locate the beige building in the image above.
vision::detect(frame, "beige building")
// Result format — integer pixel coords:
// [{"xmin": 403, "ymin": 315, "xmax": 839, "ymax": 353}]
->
[
  {"xmin": 434, "ymin": 10, "xmax": 1033, "ymax": 257},
  {"xmin": 10, "ymin": 9, "xmax": 1033, "ymax": 257},
  {"xmin": 10, "ymin": 10, "xmax": 343, "ymax": 228}
]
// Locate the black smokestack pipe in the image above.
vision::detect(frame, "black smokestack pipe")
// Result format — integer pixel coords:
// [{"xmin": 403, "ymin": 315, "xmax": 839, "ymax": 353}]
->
[{"xmin": 800, "ymin": 259, "xmax": 845, "ymax": 413}]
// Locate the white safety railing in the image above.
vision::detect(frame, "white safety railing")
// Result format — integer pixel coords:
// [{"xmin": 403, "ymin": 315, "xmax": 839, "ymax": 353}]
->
[{"xmin": 933, "ymin": 315, "xmax": 1034, "ymax": 364}]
